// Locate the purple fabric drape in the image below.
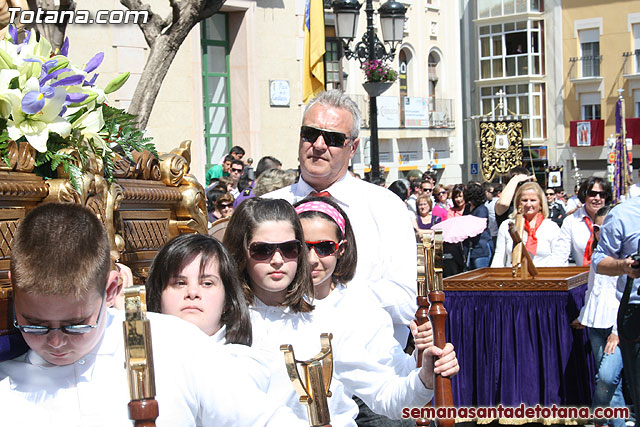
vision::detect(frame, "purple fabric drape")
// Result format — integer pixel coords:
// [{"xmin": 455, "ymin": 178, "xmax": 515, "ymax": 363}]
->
[
  {"xmin": 0, "ymin": 333, "xmax": 28, "ymax": 361},
  {"xmin": 444, "ymin": 284, "xmax": 595, "ymax": 407}
]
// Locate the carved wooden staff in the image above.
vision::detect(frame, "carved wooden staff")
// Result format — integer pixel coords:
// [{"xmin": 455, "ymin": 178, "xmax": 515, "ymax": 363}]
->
[
  {"xmin": 123, "ymin": 287, "xmax": 159, "ymax": 427},
  {"xmin": 427, "ymin": 230, "xmax": 454, "ymax": 427},
  {"xmin": 415, "ymin": 234, "xmax": 433, "ymax": 427},
  {"xmin": 281, "ymin": 333, "xmax": 334, "ymax": 427}
]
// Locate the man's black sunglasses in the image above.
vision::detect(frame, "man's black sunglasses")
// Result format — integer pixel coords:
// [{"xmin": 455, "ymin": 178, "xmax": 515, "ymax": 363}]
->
[{"xmin": 300, "ymin": 126, "xmax": 353, "ymax": 148}]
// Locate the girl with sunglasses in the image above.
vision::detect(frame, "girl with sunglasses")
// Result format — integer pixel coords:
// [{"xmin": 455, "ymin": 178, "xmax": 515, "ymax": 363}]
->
[
  {"xmin": 294, "ymin": 196, "xmax": 432, "ymax": 361},
  {"xmin": 294, "ymin": 196, "xmax": 436, "ymax": 424},
  {"xmin": 223, "ymin": 197, "xmax": 458, "ymax": 425}
]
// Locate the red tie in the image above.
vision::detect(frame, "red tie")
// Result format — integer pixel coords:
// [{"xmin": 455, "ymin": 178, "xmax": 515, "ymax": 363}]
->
[
  {"xmin": 583, "ymin": 216, "xmax": 594, "ymax": 266},
  {"xmin": 309, "ymin": 191, "xmax": 332, "ymax": 198}
]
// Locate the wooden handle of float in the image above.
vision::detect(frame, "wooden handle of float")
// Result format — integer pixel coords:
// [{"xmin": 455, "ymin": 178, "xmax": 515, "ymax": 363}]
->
[
  {"xmin": 429, "ymin": 290, "xmax": 454, "ymax": 427},
  {"xmin": 128, "ymin": 399, "xmax": 159, "ymax": 427}
]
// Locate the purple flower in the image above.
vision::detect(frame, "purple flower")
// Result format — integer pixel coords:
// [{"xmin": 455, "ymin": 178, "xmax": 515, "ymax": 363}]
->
[
  {"xmin": 60, "ymin": 37, "xmax": 69, "ymax": 56},
  {"xmin": 21, "ymin": 85, "xmax": 55, "ymax": 114},
  {"xmin": 83, "ymin": 52, "xmax": 104, "ymax": 73}
]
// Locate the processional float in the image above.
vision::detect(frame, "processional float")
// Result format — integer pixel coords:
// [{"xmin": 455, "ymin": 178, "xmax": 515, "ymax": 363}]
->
[
  {"xmin": 281, "ymin": 333, "xmax": 334, "ymax": 427},
  {"xmin": 415, "ymin": 230, "xmax": 454, "ymax": 427}
]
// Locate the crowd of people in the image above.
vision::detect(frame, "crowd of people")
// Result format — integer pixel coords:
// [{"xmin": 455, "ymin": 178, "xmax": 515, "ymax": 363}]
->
[{"xmin": 3, "ymin": 88, "xmax": 640, "ymax": 427}]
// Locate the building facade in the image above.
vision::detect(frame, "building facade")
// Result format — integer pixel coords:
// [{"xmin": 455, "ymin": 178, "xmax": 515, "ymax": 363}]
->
[
  {"xmin": 562, "ymin": 0, "xmax": 640, "ymax": 190},
  {"xmin": 461, "ymin": 0, "xmax": 565, "ymax": 186},
  {"xmin": 461, "ymin": 0, "xmax": 640, "ymax": 192}
]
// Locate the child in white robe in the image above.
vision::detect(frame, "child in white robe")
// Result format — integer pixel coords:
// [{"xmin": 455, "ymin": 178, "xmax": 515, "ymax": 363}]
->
[
  {"xmin": 223, "ymin": 197, "xmax": 459, "ymax": 425},
  {"xmin": 0, "ymin": 203, "xmax": 305, "ymax": 427}
]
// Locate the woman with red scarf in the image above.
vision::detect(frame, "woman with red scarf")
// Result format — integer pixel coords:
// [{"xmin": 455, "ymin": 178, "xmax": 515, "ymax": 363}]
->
[{"xmin": 491, "ymin": 182, "xmax": 560, "ymax": 267}]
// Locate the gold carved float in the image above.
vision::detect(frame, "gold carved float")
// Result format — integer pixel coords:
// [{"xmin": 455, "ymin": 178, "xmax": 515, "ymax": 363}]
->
[{"xmin": 0, "ymin": 140, "xmax": 207, "ymax": 333}]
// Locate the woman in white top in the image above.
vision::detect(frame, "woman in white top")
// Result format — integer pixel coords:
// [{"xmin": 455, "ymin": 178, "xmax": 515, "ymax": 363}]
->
[
  {"xmin": 223, "ymin": 198, "xmax": 458, "ymax": 425},
  {"xmin": 550, "ymin": 176, "xmax": 612, "ymax": 267},
  {"xmin": 491, "ymin": 182, "xmax": 560, "ymax": 267},
  {"xmin": 573, "ymin": 205, "xmax": 626, "ymax": 427}
]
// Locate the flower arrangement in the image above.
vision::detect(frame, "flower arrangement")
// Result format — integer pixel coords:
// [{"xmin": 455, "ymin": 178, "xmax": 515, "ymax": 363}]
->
[
  {"xmin": 361, "ymin": 59, "xmax": 398, "ymax": 83},
  {"xmin": 0, "ymin": 25, "xmax": 155, "ymax": 191}
]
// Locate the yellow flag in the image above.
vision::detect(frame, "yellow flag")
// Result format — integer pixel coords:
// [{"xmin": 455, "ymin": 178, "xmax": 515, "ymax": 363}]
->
[{"xmin": 302, "ymin": 0, "xmax": 325, "ymax": 103}]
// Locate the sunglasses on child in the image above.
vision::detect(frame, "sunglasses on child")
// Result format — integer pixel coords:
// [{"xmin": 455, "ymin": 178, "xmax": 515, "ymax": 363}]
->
[
  {"xmin": 300, "ymin": 126, "xmax": 353, "ymax": 148},
  {"xmin": 248, "ymin": 240, "xmax": 302, "ymax": 261},
  {"xmin": 306, "ymin": 240, "xmax": 344, "ymax": 257},
  {"xmin": 13, "ymin": 297, "xmax": 104, "ymax": 335}
]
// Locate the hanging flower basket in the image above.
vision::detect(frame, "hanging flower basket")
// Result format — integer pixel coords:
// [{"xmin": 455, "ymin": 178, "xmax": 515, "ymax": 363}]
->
[{"xmin": 362, "ymin": 81, "xmax": 393, "ymax": 97}]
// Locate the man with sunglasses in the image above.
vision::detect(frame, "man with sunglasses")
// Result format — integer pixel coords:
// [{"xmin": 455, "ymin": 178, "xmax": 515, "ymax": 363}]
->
[
  {"xmin": 266, "ymin": 90, "xmax": 417, "ymax": 347},
  {"xmin": 229, "ymin": 159, "xmax": 245, "ymax": 198},
  {"xmin": 0, "ymin": 203, "xmax": 307, "ymax": 426},
  {"xmin": 550, "ymin": 176, "xmax": 612, "ymax": 267},
  {"xmin": 545, "ymin": 187, "xmax": 566, "ymax": 227}
]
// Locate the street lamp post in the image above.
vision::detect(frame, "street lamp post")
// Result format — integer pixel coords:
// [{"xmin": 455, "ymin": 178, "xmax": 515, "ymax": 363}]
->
[{"xmin": 331, "ymin": 0, "xmax": 406, "ymax": 182}]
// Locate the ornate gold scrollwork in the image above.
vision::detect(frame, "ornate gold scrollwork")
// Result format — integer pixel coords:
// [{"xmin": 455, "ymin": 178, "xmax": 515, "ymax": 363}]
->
[
  {"xmin": 159, "ymin": 141, "xmax": 190, "ymax": 187},
  {"xmin": 479, "ymin": 120, "xmax": 524, "ymax": 181},
  {"xmin": 0, "ymin": 140, "xmax": 36, "ymax": 172}
]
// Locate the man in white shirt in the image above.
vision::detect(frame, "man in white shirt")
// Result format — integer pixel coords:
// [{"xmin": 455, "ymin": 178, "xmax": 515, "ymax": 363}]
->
[
  {"xmin": 0, "ymin": 203, "xmax": 304, "ymax": 427},
  {"xmin": 266, "ymin": 90, "xmax": 417, "ymax": 349}
]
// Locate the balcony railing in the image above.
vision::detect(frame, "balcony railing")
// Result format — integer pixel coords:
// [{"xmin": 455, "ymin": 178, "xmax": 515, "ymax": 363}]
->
[
  {"xmin": 353, "ymin": 95, "xmax": 456, "ymax": 129},
  {"xmin": 569, "ymin": 55, "xmax": 602, "ymax": 79},
  {"xmin": 623, "ymin": 50, "xmax": 640, "ymax": 76}
]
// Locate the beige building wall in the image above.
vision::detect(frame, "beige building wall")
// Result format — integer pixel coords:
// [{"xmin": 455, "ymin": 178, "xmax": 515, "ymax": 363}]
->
[
  {"xmin": 64, "ymin": 0, "xmax": 207, "ymax": 182},
  {"xmin": 561, "ymin": 0, "xmax": 640, "ymax": 185},
  {"xmin": 60, "ymin": 0, "xmax": 464, "ymax": 185},
  {"xmin": 345, "ymin": 0, "xmax": 465, "ymax": 184}
]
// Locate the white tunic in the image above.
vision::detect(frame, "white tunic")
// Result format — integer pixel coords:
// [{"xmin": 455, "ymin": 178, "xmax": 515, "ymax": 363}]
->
[
  {"xmin": 550, "ymin": 206, "xmax": 593, "ymax": 266},
  {"xmin": 250, "ymin": 296, "xmax": 433, "ymax": 425},
  {"xmin": 0, "ymin": 309, "xmax": 306, "ymax": 427},
  {"xmin": 266, "ymin": 172, "xmax": 418, "ymax": 345},
  {"xmin": 491, "ymin": 218, "xmax": 560, "ymax": 267},
  {"xmin": 577, "ymin": 264, "xmax": 621, "ymax": 332}
]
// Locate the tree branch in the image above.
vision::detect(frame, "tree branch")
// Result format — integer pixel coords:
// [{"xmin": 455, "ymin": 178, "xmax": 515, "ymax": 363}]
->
[
  {"xmin": 202, "ymin": 0, "xmax": 226, "ymax": 19},
  {"xmin": 120, "ymin": 0, "xmax": 165, "ymax": 46}
]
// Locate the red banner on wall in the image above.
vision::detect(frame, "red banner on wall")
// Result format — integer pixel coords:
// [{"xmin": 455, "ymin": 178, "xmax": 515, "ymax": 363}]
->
[
  {"xmin": 569, "ymin": 119, "xmax": 605, "ymax": 147},
  {"xmin": 626, "ymin": 118, "xmax": 640, "ymax": 145}
]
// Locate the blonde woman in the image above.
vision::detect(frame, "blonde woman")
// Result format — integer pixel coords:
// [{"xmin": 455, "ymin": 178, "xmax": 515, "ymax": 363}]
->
[
  {"xmin": 413, "ymin": 193, "xmax": 441, "ymax": 236},
  {"xmin": 491, "ymin": 182, "xmax": 560, "ymax": 267}
]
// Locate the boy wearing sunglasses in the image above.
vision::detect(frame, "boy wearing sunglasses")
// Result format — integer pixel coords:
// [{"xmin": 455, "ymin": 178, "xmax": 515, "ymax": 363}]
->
[{"xmin": 0, "ymin": 203, "xmax": 306, "ymax": 426}]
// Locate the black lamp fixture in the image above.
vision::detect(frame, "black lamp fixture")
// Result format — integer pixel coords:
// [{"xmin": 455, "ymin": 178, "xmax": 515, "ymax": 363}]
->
[
  {"xmin": 331, "ymin": 0, "xmax": 406, "ymax": 64},
  {"xmin": 331, "ymin": 0, "xmax": 407, "ymax": 181}
]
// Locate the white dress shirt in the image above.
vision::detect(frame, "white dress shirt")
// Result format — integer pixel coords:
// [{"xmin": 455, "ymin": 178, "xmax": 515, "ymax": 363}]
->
[
  {"xmin": 550, "ymin": 206, "xmax": 592, "ymax": 266},
  {"xmin": 628, "ymin": 182, "xmax": 640, "ymax": 198},
  {"xmin": 313, "ymin": 282, "xmax": 417, "ymax": 376},
  {"xmin": 578, "ymin": 264, "xmax": 620, "ymax": 333},
  {"xmin": 491, "ymin": 218, "xmax": 560, "ymax": 267},
  {"xmin": 0, "ymin": 309, "xmax": 306, "ymax": 427},
  {"xmin": 266, "ymin": 172, "xmax": 418, "ymax": 345},
  {"xmin": 250, "ymin": 297, "xmax": 433, "ymax": 424}
]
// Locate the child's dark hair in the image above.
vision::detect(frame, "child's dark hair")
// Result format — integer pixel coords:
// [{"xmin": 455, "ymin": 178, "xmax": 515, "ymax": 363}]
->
[
  {"xmin": 293, "ymin": 196, "xmax": 358, "ymax": 284},
  {"xmin": 146, "ymin": 234, "xmax": 252, "ymax": 346},
  {"xmin": 592, "ymin": 205, "xmax": 614, "ymax": 251},
  {"xmin": 223, "ymin": 198, "xmax": 314, "ymax": 313}
]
